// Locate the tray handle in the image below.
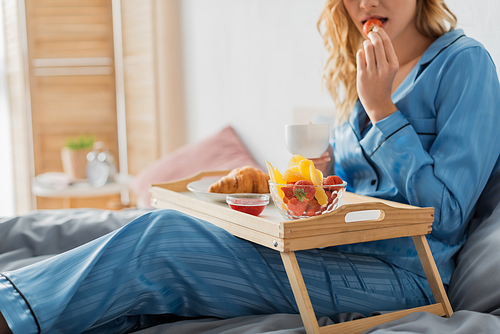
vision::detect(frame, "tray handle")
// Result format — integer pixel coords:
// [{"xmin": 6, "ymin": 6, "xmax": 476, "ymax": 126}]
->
[
  {"xmin": 151, "ymin": 170, "xmax": 232, "ymax": 192},
  {"xmin": 330, "ymin": 201, "xmax": 434, "ymax": 225}
]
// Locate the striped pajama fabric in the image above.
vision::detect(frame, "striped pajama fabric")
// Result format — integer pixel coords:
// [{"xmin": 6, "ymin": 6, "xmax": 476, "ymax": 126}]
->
[{"xmin": 0, "ymin": 209, "xmax": 433, "ymax": 334}]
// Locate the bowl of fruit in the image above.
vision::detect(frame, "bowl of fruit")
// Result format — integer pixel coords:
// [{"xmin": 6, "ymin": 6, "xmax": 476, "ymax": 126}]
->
[{"xmin": 267, "ymin": 155, "xmax": 347, "ymax": 220}]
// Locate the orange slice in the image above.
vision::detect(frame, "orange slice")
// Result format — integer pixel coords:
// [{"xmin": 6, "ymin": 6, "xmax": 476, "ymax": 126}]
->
[
  {"xmin": 309, "ymin": 164, "xmax": 328, "ymax": 206},
  {"xmin": 298, "ymin": 159, "xmax": 313, "ymax": 182},
  {"xmin": 266, "ymin": 161, "xmax": 285, "ymax": 199},
  {"xmin": 282, "ymin": 166, "xmax": 305, "ymax": 183},
  {"xmin": 288, "ymin": 154, "xmax": 307, "ymax": 168},
  {"xmin": 266, "ymin": 161, "xmax": 276, "ymax": 182}
]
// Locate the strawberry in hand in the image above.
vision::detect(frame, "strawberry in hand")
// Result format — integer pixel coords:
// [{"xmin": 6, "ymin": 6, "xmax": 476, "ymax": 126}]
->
[
  {"xmin": 363, "ymin": 18, "xmax": 383, "ymax": 35},
  {"xmin": 357, "ymin": 17, "xmax": 398, "ymax": 124}
]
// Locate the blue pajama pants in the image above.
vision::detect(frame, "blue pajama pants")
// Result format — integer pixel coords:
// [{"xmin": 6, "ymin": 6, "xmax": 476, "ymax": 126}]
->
[{"xmin": 0, "ymin": 209, "xmax": 433, "ymax": 334}]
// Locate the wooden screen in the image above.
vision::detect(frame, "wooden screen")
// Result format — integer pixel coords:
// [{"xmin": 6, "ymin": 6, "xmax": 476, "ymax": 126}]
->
[
  {"xmin": 2, "ymin": 0, "xmax": 187, "ymax": 212},
  {"xmin": 120, "ymin": 0, "xmax": 159, "ymax": 175},
  {"xmin": 120, "ymin": 0, "xmax": 186, "ymax": 175},
  {"xmin": 25, "ymin": 0, "xmax": 119, "ymax": 209}
]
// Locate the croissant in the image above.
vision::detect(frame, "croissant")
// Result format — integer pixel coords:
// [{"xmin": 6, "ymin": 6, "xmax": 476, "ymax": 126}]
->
[{"xmin": 208, "ymin": 166, "xmax": 270, "ymax": 194}]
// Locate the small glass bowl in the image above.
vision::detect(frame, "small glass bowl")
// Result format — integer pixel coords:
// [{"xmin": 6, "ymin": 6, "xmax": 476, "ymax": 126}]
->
[
  {"xmin": 226, "ymin": 194, "xmax": 270, "ymax": 216},
  {"xmin": 269, "ymin": 181, "xmax": 347, "ymax": 220}
]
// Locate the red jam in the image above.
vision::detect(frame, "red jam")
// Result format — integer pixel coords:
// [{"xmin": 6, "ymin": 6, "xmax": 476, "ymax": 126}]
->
[
  {"xmin": 226, "ymin": 195, "xmax": 269, "ymax": 216},
  {"xmin": 229, "ymin": 203, "xmax": 266, "ymax": 216}
]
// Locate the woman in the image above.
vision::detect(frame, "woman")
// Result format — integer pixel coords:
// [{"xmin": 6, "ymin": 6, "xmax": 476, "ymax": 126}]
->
[
  {"xmin": 1, "ymin": 0, "xmax": 499, "ymax": 333},
  {"xmin": 315, "ymin": 0, "xmax": 500, "ymax": 292}
]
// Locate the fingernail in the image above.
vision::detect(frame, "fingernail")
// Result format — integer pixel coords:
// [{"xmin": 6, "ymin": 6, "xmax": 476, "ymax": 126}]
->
[{"xmin": 373, "ymin": 26, "xmax": 380, "ymax": 32}]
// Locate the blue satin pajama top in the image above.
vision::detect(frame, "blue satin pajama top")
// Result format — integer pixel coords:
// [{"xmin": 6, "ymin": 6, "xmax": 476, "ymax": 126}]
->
[{"xmin": 331, "ymin": 29, "xmax": 500, "ymax": 285}]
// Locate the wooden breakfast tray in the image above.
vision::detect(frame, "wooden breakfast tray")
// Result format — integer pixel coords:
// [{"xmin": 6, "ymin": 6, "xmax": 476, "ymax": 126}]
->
[{"xmin": 150, "ymin": 170, "xmax": 453, "ymax": 334}]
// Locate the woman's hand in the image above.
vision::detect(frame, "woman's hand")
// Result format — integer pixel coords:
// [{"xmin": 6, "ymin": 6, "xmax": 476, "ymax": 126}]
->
[
  {"xmin": 310, "ymin": 145, "xmax": 334, "ymax": 176},
  {"xmin": 356, "ymin": 26, "xmax": 399, "ymax": 123}
]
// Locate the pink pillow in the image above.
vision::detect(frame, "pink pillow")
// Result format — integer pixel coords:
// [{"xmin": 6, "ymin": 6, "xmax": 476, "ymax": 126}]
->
[{"xmin": 129, "ymin": 126, "xmax": 260, "ymax": 207}]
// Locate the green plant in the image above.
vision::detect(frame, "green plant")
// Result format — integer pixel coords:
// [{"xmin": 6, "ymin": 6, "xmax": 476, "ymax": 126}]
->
[{"xmin": 64, "ymin": 135, "xmax": 95, "ymax": 151}]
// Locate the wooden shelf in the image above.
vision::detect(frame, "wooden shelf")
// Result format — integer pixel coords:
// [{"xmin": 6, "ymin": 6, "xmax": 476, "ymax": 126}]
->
[{"xmin": 33, "ymin": 174, "xmax": 131, "ymax": 209}]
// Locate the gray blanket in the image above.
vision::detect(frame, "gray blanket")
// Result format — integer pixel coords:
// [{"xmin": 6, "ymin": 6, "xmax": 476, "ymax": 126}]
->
[
  {"xmin": 1, "ymin": 196, "xmax": 500, "ymax": 333},
  {"xmin": 133, "ymin": 311, "xmax": 500, "ymax": 334}
]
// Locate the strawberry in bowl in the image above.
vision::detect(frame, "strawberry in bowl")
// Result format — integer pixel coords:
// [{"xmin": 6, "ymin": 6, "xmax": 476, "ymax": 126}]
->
[{"xmin": 266, "ymin": 156, "xmax": 347, "ymax": 220}]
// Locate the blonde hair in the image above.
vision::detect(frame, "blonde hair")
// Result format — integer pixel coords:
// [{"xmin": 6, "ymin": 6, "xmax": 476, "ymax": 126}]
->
[{"xmin": 318, "ymin": 0, "xmax": 457, "ymax": 124}]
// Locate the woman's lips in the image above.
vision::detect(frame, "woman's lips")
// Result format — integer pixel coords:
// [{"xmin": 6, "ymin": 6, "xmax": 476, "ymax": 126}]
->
[{"xmin": 362, "ymin": 17, "xmax": 388, "ymax": 25}]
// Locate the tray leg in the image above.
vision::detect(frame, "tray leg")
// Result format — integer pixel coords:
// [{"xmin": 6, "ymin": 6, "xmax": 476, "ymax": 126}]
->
[
  {"xmin": 281, "ymin": 237, "xmax": 453, "ymax": 334},
  {"xmin": 280, "ymin": 251, "xmax": 321, "ymax": 334},
  {"xmin": 412, "ymin": 235, "xmax": 454, "ymax": 317}
]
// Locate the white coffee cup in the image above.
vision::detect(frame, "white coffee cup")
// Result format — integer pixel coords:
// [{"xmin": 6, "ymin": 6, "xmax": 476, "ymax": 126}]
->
[{"xmin": 285, "ymin": 123, "xmax": 330, "ymax": 158}]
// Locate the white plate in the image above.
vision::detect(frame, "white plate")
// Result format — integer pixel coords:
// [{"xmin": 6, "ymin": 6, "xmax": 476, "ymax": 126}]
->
[
  {"xmin": 187, "ymin": 178, "xmax": 229, "ymax": 202},
  {"xmin": 187, "ymin": 177, "xmax": 271, "ymax": 203}
]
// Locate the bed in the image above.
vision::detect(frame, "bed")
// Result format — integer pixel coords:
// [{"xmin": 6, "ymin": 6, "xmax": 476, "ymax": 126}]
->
[
  {"xmin": 2, "ymin": 126, "xmax": 500, "ymax": 333},
  {"xmin": 2, "ymin": 176, "xmax": 500, "ymax": 334}
]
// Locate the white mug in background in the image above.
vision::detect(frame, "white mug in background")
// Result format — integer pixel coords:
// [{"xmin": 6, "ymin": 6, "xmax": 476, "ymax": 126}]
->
[{"xmin": 285, "ymin": 123, "xmax": 330, "ymax": 158}]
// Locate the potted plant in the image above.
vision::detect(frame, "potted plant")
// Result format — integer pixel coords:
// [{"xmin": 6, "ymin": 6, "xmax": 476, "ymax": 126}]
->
[{"xmin": 61, "ymin": 135, "xmax": 95, "ymax": 180}]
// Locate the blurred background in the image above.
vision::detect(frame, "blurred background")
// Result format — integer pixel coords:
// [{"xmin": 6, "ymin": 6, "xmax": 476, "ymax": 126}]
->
[{"xmin": 0, "ymin": 0, "xmax": 498, "ymax": 216}]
